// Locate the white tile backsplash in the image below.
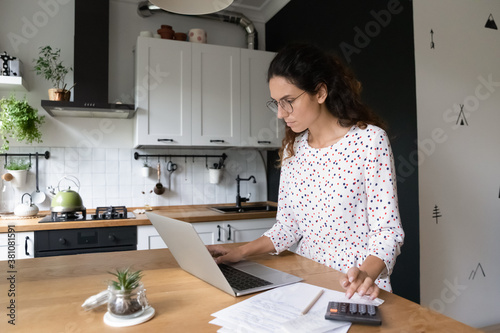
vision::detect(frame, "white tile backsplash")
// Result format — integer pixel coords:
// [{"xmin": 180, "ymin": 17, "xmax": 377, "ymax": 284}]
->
[{"xmin": 0, "ymin": 147, "xmax": 269, "ymax": 213}]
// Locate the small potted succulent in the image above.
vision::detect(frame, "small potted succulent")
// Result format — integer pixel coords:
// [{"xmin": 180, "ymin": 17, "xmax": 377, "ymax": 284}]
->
[
  {"xmin": 107, "ymin": 268, "xmax": 149, "ymax": 318},
  {"xmin": 33, "ymin": 46, "xmax": 74, "ymax": 101}
]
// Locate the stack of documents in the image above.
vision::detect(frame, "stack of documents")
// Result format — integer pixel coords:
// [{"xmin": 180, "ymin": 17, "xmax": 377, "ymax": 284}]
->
[{"xmin": 210, "ymin": 282, "xmax": 384, "ymax": 333}]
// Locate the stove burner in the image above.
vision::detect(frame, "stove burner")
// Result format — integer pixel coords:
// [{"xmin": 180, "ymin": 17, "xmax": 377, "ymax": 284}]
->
[
  {"xmin": 44, "ymin": 209, "xmax": 87, "ymax": 222},
  {"xmin": 92, "ymin": 206, "xmax": 128, "ymax": 220}
]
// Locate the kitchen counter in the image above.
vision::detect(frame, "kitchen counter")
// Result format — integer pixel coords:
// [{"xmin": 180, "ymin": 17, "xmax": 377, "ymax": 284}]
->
[
  {"xmin": 0, "ymin": 202, "xmax": 277, "ymax": 233},
  {"xmin": 0, "ymin": 245, "xmax": 480, "ymax": 332}
]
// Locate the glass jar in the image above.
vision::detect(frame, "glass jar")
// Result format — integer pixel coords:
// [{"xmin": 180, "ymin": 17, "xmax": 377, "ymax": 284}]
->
[{"xmin": 107, "ymin": 283, "xmax": 149, "ymax": 319}]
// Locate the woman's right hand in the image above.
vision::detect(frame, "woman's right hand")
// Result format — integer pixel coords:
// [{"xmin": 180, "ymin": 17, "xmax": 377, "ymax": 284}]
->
[{"xmin": 207, "ymin": 245, "xmax": 245, "ymax": 264}]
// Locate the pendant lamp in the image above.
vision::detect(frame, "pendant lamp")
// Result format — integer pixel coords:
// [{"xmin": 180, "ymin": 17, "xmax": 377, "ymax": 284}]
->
[{"xmin": 150, "ymin": 0, "xmax": 233, "ymax": 15}]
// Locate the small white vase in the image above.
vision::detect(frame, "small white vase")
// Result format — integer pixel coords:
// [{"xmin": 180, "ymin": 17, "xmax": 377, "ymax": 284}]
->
[{"xmin": 7, "ymin": 170, "xmax": 28, "ymax": 188}]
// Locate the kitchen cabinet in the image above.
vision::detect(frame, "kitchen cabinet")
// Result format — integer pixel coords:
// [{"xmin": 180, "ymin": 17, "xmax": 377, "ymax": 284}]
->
[
  {"xmin": 137, "ymin": 218, "xmax": 275, "ymax": 250},
  {"xmin": 134, "ymin": 37, "xmax": 192, "ymax": 146},
  {"xmin": 191, "ymin": 43, "xmax": 241, "ymax": 146},
  {"xmin": 134, "ymin": 37, "xmax": 281, "ymax": 148},
  {"xmin": 240, "ymin": 49, "xmax": 284, "ymax": 147},
  {"xmin": 0, "ymin": 231, "xmax": 34, "ymax": 260}
]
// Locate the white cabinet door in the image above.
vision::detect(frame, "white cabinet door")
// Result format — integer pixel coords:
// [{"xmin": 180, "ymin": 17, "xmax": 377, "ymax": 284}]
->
[
  {"xmin": 134, "ymin": 37, "xmax": 192, "ymax": 147},
  {"xmin": 0, "ymin": 231, "xmax": 35, "ymax": 260},
  {"xmin": 240, "ymin": 49, "xmax": 284, "ymax": 148},
  {"xmin": 220, "ymin": 218, "xmax": 275, "ymax": 243},
  {"xmin": 191, "ymin": 43, "xmax": 241, "ymax": 147},
  {"xmin": 137, "ymin": 225, "xmax": 167, "ymax": 250},
  {"xmin": 192, "ymin": 221, "xmax": 227, "ymax": 245}
]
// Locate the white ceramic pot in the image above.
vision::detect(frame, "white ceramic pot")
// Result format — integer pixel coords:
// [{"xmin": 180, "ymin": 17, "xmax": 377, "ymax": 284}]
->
[
  {"xmin": 189, "ymin": 28, "xmax": 207, "ymax": 43},
  {"xmin": 141, "ymin": 166, "xmax": 150, "ymax": 177},
  {"xmin": 7, "ymin": 169, "xmax": 28, "ymax": 188},
  {"xmin": 208, "ymin": 168, "xmax": 222, "ymax": 184}
]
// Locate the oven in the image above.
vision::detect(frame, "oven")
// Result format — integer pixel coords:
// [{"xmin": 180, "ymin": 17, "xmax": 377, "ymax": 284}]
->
[{"xmin": 34, "ymin": 206, "xmax": 137, "ymax": 258}]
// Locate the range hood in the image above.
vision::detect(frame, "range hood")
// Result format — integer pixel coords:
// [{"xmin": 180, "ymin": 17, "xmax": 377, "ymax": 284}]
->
[{"xmin": 41, "ymin": 0, "xmax": 135, "ymax": 119}]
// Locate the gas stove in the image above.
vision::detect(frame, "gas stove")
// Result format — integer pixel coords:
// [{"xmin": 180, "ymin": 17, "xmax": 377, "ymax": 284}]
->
[{"xmin": 39, "ymin": 206, "xmax": 135, "ymax": 223}]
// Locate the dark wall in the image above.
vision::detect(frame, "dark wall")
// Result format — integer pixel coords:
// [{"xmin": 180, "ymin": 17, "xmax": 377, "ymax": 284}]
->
[{"xmin": 265, "ymin": 0, "xmax": 420, "ymax": 303}]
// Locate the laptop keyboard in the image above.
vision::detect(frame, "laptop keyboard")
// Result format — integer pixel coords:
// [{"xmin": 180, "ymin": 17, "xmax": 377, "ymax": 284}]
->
[{"xmin": 218, "ymin": 264, "xmax": 272, "ymax": 291}]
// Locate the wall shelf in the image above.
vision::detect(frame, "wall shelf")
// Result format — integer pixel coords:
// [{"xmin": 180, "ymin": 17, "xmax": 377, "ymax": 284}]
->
[{"xmin": 0, "ymin": 76, "xmax": 29, "ymax": 91}]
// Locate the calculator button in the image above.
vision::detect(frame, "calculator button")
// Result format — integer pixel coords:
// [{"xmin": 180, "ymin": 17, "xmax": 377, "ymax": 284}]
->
[
  {"xmin": 367, "ymin": 305, "xmax": 377, "ymax": 316},
  {"xmin": 358, "ymin": 304, "xmax": 367, "ymax": 315},
  {"xmin": 349, "ymin": 303, "xmax": 358, "ymax": 314}
]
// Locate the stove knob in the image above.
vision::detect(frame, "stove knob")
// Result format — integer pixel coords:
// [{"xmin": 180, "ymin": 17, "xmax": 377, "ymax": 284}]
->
[
  {"xmin": 59, "ymin": 238, "xmax": 66, "ymax": 245},
  {"xmin": 108, "ymin": 234, "xmax": 116, "ymax": 241}
]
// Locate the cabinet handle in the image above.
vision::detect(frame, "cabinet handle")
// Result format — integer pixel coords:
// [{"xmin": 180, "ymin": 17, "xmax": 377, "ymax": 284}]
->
[
  {"xmin": 257, "ymin": 141, "xmax": 271, "ymax": 144},
  {"xmin": 210, "ymin": 139, "xmax": 225, "ymax": 143},
  {"xmin": 217, "ymin": 225, "xmax": 221, "ymax": 242},
  {"xmin": 158, "ymin": 138, "xmax": 174, "ymax": 142},
  {"xmin": 227, "ymin": 224, "xmax": 232, "ymax": 241},
  {"xmin": 25, "ymin": 236, "xmax": 30, "ymax": 256}
]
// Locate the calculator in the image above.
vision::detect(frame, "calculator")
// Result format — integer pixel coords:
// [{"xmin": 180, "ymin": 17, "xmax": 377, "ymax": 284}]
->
[{"xmin": 324, "ymin": 301, "xmax": 382, "ymax": 325}]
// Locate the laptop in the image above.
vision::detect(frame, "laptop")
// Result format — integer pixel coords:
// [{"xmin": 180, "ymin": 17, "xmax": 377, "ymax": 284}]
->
[{"xmin": 146, "ymin": 212, "xmax": 302, "ymax": 296}]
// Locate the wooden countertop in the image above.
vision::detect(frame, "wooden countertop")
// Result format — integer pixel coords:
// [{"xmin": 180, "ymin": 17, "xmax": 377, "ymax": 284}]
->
[
  {"xmin": 0, "ymin": 245, "xmax": 479, "ymax": 333},
  {"xmin": 0, "ymin": 202, "xmax": 277, "ymax": 233}
]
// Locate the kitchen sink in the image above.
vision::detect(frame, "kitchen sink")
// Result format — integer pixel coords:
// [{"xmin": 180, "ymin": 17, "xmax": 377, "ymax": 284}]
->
[{"xmin": 210, "ymin": 205, "xmax": 277, "ymax": 214}]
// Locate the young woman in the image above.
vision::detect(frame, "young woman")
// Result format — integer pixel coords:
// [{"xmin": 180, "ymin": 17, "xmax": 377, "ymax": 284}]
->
[{"xmin": 208, "ymin": 43, "xmax": 404, "ymax": 300}]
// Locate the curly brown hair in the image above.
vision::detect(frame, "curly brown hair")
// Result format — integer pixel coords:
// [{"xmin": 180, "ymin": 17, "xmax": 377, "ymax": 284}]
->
[{"xmin": 267, "ymin": 43, "xmax": 386, "ymax": 165}]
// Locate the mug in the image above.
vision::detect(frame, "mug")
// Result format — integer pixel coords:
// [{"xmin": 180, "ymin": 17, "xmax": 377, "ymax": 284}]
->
[{"xmin": 189, "ymin": 29, "xmax": 207, "ymax": 43}]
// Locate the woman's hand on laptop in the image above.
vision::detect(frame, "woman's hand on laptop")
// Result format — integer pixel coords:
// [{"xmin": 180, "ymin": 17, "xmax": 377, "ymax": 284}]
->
[{"xmin": 207, "ymin": 245, "xmax": 244, "ymax": 264}]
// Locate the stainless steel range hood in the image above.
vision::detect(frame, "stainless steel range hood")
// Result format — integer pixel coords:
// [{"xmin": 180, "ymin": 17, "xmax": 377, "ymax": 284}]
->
[{"xmin": 41, "ymin": 0, "xmax": 135, "ymax": 119}]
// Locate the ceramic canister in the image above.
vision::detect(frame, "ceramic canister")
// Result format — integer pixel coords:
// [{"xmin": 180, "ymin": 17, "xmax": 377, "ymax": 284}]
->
[{"xmin": 189, "ymin": 29, "xmax": 207, "ymax": 43}]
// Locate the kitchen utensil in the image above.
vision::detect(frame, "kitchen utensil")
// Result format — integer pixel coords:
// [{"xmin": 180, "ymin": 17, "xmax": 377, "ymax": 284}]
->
[
  {"xmin": 51, "ymin": 176, "xmax": 86, "ymax": 213},
  {"xmin": 14, "ymin": 193, "xmax": 39, "ymax": 217},
  {"xmin": 2, "ymin": 173, "xmax": 13, "ymax": 182},
  {"xmin": 31, "ymin": 153, "xmax": 46, "ymax": 204},
  {"xmin": 166, "ymin": 161, "xmax": 177, "ymax": 190},
  {"xmin": 154, "ymin": 163, "xmax": 165, "ymax": 195}
]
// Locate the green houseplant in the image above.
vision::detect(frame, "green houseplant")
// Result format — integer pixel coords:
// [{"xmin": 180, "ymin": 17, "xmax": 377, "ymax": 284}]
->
[
  {"xmin": 0, "ymin": 94, "xmax": 45, "ymax": 152},
  {"xmin": 33, "ymin": 46, "xmax": 74, "ymax": 101},
  {"xmin": 107, "ymin": 268, "xmax": 149, "ymax": 318}
]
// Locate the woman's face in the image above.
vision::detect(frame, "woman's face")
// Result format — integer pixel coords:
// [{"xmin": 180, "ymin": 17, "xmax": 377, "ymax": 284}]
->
[{"xmin": 268, "ymin": 76, "xmax": 323, "ymax": 133}]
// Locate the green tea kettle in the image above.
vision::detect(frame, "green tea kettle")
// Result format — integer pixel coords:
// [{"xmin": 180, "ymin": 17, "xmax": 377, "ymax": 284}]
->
[{"xmin": 51, "ymin": 176, "xmax": 86, "ymax": 213}]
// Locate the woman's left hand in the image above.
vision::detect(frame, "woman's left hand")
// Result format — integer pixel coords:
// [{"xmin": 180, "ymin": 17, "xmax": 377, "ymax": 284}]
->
[{"xmin": 340, "ymin": 267, "xmax": 380, "ymax": 300}]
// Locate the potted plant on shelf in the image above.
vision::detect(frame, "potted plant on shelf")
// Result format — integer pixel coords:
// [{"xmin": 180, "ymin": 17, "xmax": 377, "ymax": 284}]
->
[
  {"xmin": 0, "ymin": 94, "xmax": 45, "ymax": 152},
  {"xmin": 33, "ymin": 46, "xmax": 74, "ymax": 101},
  {"xmin": 4, "ymin": 157, "xmax": 31, "ymax": 188},
  {"xmin": 107, "ymin": 268, "xmax": 149, "ymax": 318}
]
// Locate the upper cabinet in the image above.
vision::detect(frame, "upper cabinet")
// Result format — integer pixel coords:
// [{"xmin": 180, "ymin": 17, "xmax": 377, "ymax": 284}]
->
[
  {"xmin": 134, "ymin": 37, "xmax": 283, "ymax": 148},
  {"xmin": 191, "ymin": 43, "xmax": 241, "ymax": 147},
  {"xmin": 240, "ymin": 49, "xmax": 284, "ymax": 147},
  {"xmin": 134, "ymin": 37, "xmax": 192, "ymax": 146}
]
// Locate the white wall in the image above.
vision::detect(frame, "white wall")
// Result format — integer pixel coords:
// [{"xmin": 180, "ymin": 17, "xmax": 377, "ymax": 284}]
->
[
  {"xmin": 414, "ymin": 0, "xmax": 500, "ymax": 328},
  {"xmin": 0, "ymin": 0, "xmax": 269, "ymax": 211}
]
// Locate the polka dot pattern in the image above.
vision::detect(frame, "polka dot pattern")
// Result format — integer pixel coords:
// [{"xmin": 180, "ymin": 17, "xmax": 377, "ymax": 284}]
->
[{"xmin": 264, "ymin": 125, "xmax": 404, "ymax": 292}]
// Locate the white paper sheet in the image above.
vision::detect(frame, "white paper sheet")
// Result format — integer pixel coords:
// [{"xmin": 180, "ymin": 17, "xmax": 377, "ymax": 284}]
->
[{"xmin": 210, "ymin": 282, "xmax": 384, "ymax": 333}]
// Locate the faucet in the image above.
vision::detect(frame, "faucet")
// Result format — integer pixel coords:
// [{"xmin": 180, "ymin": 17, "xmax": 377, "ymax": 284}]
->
[{"xmin": 235, "ymin": 175, "xmax": 256, "ymax": 208}]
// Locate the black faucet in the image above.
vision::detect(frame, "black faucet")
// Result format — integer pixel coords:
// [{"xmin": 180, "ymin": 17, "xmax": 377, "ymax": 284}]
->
[{"xmin": 235, "ymin": 175, "xmax": 256, "ymax": 208}]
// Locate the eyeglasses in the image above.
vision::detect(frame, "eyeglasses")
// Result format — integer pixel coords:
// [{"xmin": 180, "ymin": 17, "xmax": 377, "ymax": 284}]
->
[{"xmin": 266, "ymin": 91, "xmax": 307, "ymax": 115}]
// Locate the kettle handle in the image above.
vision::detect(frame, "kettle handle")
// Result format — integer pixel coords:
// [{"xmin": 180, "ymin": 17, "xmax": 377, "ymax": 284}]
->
[
  {"xmin": 57, "ymin": 175, "xmax": 81, "ymax": 192},
  {"xmin": 21, "ymin": 193, "xmax": 33, "ymax": 205}
]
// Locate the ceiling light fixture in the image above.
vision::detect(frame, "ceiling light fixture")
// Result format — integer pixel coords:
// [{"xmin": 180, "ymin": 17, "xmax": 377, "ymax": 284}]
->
[{"xmin": 149, "ymin": 0, "xmax": 233, "ymax": 15}]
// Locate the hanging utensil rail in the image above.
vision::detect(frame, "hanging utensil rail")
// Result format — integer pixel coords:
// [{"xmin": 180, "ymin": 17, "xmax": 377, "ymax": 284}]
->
[
  {"xmin": 133, "ymin": 152, "xmax": 227, "ymax": 169},
  {"xmin": 3, "ymin": 151, "xmax": 50, "ymax": 167}
]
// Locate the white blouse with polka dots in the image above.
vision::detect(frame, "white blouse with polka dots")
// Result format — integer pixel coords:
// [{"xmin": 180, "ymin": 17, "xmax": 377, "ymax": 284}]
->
[{"xmin": 264, "ymin": 125, "xmax": 404, "ymax": 292}]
